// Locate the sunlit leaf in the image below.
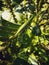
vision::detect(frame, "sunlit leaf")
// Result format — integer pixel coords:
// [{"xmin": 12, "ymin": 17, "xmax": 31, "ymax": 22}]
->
[{"xmin": 28, "ymin": 53, "xmax": 38, "ymax": 65}]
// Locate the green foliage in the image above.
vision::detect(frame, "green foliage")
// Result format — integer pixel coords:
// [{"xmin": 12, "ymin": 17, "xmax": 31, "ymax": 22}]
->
[{"xmin": 0, "ymin": 0, "xmax": 49, "ymax": 65}]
